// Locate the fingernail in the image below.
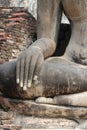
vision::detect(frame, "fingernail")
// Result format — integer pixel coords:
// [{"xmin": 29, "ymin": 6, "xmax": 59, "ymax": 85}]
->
[
  {"xmin": 28, "ymin": 81, "xmax": 31, "ymax": 88},
  {"xmin": 23, "ymin": 86, "xmax": 27, "ymax": 91},
  {"xmin": 33, "ymin": 75, "xmax": 38, "ymax": 81},
  {"xmin": 17, "ymin": 78, "xmax": 19, "ymax": 84},
  {"xmin": 20, "ymin": 82, "xmax": 23, "ymax": 87}
]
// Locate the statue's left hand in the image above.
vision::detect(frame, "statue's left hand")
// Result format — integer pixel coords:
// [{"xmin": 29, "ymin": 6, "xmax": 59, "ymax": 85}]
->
[{"xmin": 16, "ymin": 46, "xmax": 44, "ymax": 91}]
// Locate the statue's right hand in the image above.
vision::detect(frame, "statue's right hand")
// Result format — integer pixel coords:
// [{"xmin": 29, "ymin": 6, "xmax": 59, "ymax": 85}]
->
[{"xmin": 16, "ymin": 45, "xmax": 44, "ymax": 91}]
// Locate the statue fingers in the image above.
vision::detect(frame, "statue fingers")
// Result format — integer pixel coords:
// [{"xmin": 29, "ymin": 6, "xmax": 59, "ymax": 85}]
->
[
  {"xmin": 16, "ymin": 59, "xmax": 21, "ymax": 84},
  {"xmin": 19, "ymin": 58, "xmax": 25, "ymax": 88},
  {"xmin": 33, "ymin": 55, "xmax": 44, "ymax": 84},
  {"xmin": 28, "ymin": 55, "xmax": 38, "ymax": 88},
  {"xmin": 23, "ymin": 56, "xmax": 31, "ymax": 91}
]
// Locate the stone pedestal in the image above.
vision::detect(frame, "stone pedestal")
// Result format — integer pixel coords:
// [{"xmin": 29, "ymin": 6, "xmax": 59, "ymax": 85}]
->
[{"xmin": 0, "ymin": 96, "xmax": 87, "ymax": 129}]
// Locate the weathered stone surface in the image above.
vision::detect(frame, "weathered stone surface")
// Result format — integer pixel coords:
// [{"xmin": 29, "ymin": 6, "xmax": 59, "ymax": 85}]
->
[
  {"xmin": 0, "ymin": 109, "xmax": 78, "ymax": 129},
  {"xmin": 9, "ymin": 101, "xmax": 87, "ymax": 119},
  {"xmin": 1, "ymin": 96, "xmax": 87, "ymax": 129},
  {"xmin": 0, "ymin": 113, "xmax": 78, "ymax": 129},
  {"xmin": 0, "ymin": 96, "xmax": 87, "ymax": 119}
]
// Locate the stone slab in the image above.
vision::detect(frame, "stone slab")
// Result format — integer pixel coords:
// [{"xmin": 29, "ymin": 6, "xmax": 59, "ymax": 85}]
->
[
  {"xmin": 1, "ymin": 96, "xmax": 87, "ymax": 119},
  {"xmin": 0, "ymin": 96, "xmax": 87, "ymax": 129}
]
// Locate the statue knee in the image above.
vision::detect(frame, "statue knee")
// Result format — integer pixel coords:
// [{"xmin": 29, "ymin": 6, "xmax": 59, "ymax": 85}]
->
[
  {"xmin": 40, "ymin": 57, "xmax": 58, "ymax": 87},
  {"xmin": 40, "ymin": 57, "xmax": 68, "ymax": 89}
]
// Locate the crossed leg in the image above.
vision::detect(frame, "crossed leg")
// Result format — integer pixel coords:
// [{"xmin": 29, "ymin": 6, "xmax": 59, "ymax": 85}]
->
[
  {"xmin": 0, "ymin": 56, "xmax": 87, "ymax": 107},
  {"xmin": 36, "ymin": 56, "xmax": 87, "ymax": 107}
]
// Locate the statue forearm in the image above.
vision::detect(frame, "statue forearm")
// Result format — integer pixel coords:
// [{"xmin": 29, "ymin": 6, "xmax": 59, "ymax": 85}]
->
[
  {"xmin": 37, "ymin": 0, "xmax": 62, "ymax": 42},
  {"xmin": 34, "ymin": 0, "xmax": 62, "ymax": 58}
]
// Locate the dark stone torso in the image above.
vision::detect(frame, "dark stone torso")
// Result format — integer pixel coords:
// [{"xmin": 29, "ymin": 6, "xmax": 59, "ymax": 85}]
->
[{"xmin": 62, "ymin": 0, "xmax": 87, "ymax": 65}]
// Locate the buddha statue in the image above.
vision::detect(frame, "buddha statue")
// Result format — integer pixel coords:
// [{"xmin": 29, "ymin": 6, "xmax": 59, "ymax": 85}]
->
[{"xmin": 0, "ymin": 0, "xmax": 87, "ymax": 107}]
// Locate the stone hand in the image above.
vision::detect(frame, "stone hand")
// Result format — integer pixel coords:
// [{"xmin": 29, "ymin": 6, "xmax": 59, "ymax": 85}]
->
[{"xmin": 16, "ymin": 46, "xmax": 44, "ymax": 91}]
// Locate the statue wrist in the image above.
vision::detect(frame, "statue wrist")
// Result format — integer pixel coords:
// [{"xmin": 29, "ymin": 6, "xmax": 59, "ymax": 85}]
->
[{"xmin": 31, "ymin": 38, "xmax": 56, "ymax": 58}]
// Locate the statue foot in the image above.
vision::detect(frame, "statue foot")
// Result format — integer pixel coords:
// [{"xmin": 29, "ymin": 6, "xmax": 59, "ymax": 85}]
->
[{"xmin": 36, "ymin": 91, "xmax": 87, "ymax": 107}]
